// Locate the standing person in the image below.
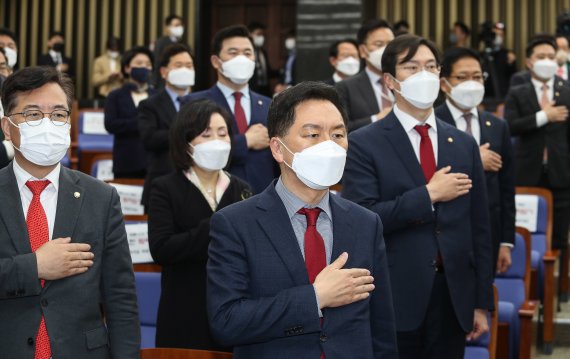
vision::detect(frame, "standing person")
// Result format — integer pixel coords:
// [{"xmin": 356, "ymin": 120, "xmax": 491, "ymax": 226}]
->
[
  {"xmin": 436, "ymin": 47, "xmax": 515, "ymax": 274},
  {"xmin": 38, "ymin": 31, "xmax": 75, "ymax": 78},
  {"xmin": 0, "ymin": 66, "xmax": 139, "ymax": 358},
  {"xmin": 274, "ymin": 30, "xmax": 298, "ymax": 95},
  {"xmin": 342, "ymin": 34, "xmax": 493, "ymax": 358},
  {"xmin": 248, "ymin": 22, "xmax": 278, "ymax": 97},
  {"xmin": 92, "ymin": 37, "xmax": 123, "ymax": 98},
  {"xmin": 149, "ymin": 99, "xmax": 250, "ymax": 351},
  {"xmin": 184, "ymin": 25, "xmax": 276, "ymax": 194},
  {"xmin": 153, "ymin": 14, "xmax": 185, "ymax": 88},
  {"xmin": 336, "ymin": 20, "xmax": 395, "ymax": 132},
  {"xmin": 207, "ymin": 81, "xmax": 398, "ymax": 358},
  {"xmin": 138, "ymin": 43, "xmax": 194, "ymax": 208},
  {"xmin": 105, "ymin": 46, "xmax": 155, "ymax": 179},
  {"xmin": 504, "ymin": 35, "xmax": 570, "ymax": 296},
  {"xmin": 0, "ymin": 27, "xmax": 18, "ymax": 70},
  {"xmin": 325, "ymin": 38, "xmax": 360, "ymax": 85},
  {"xmin": 448, "ymin": 21, "xmax": 471, "ymax": 49},
  {"xmin": 555, "ymin": 34, "xmax": 570, "ymax": 81},
  {"xmin": 0, "ymin": 48, "xmax": 13, "ymax": 169}
]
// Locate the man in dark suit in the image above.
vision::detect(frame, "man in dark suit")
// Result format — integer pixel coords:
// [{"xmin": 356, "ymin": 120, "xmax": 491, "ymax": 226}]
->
[
  {"xmin": 184, "ymin": 25, "xmax": 277, "ymax": 194},
  {"xmin": 324, "ymin": 38, "xmax": 360, "ymax": 85},
  {"xmin": 0, "ymin": 66, "xmax": 139, "ymax": 358},
  {"xmin": 504, "ymin": 36, "xmax": 570, "ymax": 262},
  {"xmin": 336, "ymin": 19, "xmax": 395, "ymax": 132},
  {"xmin": 436, "ymin": 47, "xmax": 515, "ymax": 273},
  {"xmin": 0, "ymin": 72, "xmax": 13, "ymax": 169},
  {"xmin": 138, "ymin": 43, "xmax": 194, "ymax": 208},
  {"xmin": 207, "ymin": 81, "xmax": 398, "ymax": 358},
  {"xmin": 343, "ymin": 35, "xmax": 493, "ymax": 358},
  {"xmin": 248, "ymin": 22, "xmax": 278, "ymax": 97},
  {"xmin": 153, "ymin": 14, "xmax": 185, "ymax": 88},
  {"xmin": 37, "ymin": 31, "xmax": 75, "ymax": 79}
]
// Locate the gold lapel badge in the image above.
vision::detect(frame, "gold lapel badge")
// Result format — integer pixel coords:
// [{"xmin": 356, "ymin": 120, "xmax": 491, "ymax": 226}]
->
[
  {"xmin": 258, "ymin": 100, "xmax": 263, "ymax": 106},
  {"xmin": 448, "ymin": 137, "xmax": 453, "ymax": 143},
  {"xmin": 74, "ymin": 192, "xmax": 81, "ymax": 198},
  {"xmin": 485, "ymin": 121, "xmax": 491, "ymax": 127}
]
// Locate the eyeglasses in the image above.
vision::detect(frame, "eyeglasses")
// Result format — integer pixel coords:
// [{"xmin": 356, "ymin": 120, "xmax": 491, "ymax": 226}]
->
[
  {"xmin": 447, "ymin": 73, "xmax": 488, "ymax": 82},
  {"xmin": 397, "ymin": 63, "xmax": 441, "ymax": 74},
  {"xmin": 7, "ymin": 109, "xmax": 71, "ymax": 126}
]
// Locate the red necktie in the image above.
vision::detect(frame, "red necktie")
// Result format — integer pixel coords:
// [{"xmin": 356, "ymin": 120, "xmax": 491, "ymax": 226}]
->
[
  {"xmin": 414, "ymin": 124, "xmax": 436, "ymax": 182},
  {"xmin": 298, "ymin": 207, "xmax": 326, "ymax": 359},
  {"xmin": 26, "ymin": 180, "xmax": 52, "ymax": 359},
  {"xmin": 233, "ymin": 92, "xmax": 248, "ymax": 134}
]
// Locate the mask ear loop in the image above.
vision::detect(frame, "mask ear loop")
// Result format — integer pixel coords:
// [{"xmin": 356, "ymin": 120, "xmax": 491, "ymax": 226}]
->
[{"xmin": 277, "ymin": 138, "xmax": 295, "ymax": 170}]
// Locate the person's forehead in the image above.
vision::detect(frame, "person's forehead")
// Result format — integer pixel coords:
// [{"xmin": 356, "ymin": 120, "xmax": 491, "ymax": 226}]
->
[
  {"xmin": 13, "ymin": 83, "xmax": 68, "ymax": 109},
  {"xmin": 170, "ymin": 51, "xmax": 193, "ymax": 62},
  {"xmin": 0, "ymin": 35, "xmax": 15, "ymax": 45},
  {"xmin": 399, "ymin": 45, "xmax": 437, "ymax": 62},
  {"xmin": 532, "ymin": 43, "xmax": 556, "ymax": 55},
  {"xmin": 293, "ymin": 99, "xmax": 343, "ymax": 125},
  {"xmin": 451, "ymin": 57, "xmax": 482, "ymax": 72},
  {"xmin": 338, "ymin": 42, "xmax": 358, "ymax": 53},
  {"xmin": 221, "ymin": 36, "xmax": 253, "ymax": 50},
  {"xmin": 367, "ymin": 27, "xmax": 394, "ymax": 42}
]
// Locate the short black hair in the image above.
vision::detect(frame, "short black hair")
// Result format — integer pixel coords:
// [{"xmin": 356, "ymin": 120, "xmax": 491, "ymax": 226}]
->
[
  {"xmin": 121, "ymin": 46, "xmax": 154, "ymax": 77},
  {"xmin": 1, "ymin": 66, "xmax": 74, "ymax": 115},
  {"xmin": 0, "ymin": 28, "xmax": 17, "ymax": 44},
  {"xmin": 526, "ymin": 34, "xmax": 557, "ymax": 58},
  {"xmin": 440, "ymin": 47, "xmax": 482, "ymax": 78},
  {"xmin": 454, "ymin": 21, "xmax": 471, "ymax": 36},
  {"xmin": 165, "ymin": 14, "xmax": 183, "ymax": 26},
  {"xmin": 393, "ymin": 20, "xmax": 410, "ymax": 31},
  {"xmin": 170, "ymin": 99, "xmax": 233, "ymax": 171},
  {"xmin": 381, "ymin": 34, "xmax": 441, "ymax": 78},
  {"xmin": 248, "ymin": 21, "xmax": 266, "ymax": 32},
  {"xmin": 49, "ymin": 31, "xmax": 64, "ymax": 40},
  {"xmin": 356, "ymin": 19, "xmax": 392, "ymax": 45},
  {"xmin": 329, "ymin": 38, "xmax": 359, "ymax": 57},
  {"xmin": 211, "ymin": 25, "xmax": 254, "ymax": 56},
  {"xmin": 106, "ymin": 37, "xmax": 121, "ymax": 51},
  {"xmin": 158, "ymin": 43, "xmax": 192, "ymax": 68},
  {"xmin": 268, "ymin": 81, "xmax": 348, "ymax": 138}
]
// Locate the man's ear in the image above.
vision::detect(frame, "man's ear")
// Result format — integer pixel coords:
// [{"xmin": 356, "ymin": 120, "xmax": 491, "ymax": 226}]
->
[
  {"xmin": 1, "ymin": 116, "xmax": 11, "ymax": 141},
  {"xmin": 383, "ymin": 72, "xmax": 397, "ymax": 91},
  {"xmin": 211, "ymin": 55, "xmax": 221, "ymax": 71},
  {"xmin": 269, "ymin": 137, "xmax": 284, "ymax": 163}
]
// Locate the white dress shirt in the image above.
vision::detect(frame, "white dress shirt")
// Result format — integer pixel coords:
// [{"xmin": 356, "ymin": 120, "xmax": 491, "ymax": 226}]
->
[
  {"xmin": 13, "ymin": 159, "xmax": 61, "ymax": 240},
  {"xmin": 531, "ymin": 77, "xmax": 554, "ymax": 128},
  {"xmin": 365, "ymin": 67, "xmax": 394, "ymax": 123},
  {"xmin": 217, "ymin": 81, "xmax": 252, "ymax": 125},
  {"xmin": 49, "ymin": 49, "xmax": 62, "ymax": 65},
  {"xmin": 445, "ymin": 99, "xmax": 480, "ymax": 145},
  {"xmin": 393, "ymin": 104, "xmax": 438, "ymax": 164}
]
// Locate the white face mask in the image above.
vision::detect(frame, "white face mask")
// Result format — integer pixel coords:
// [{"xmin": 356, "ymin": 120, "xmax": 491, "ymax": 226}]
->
[
  {"xmin": 367, "ymin": 47, "xmax": 385, "ymax": 71},
  {"xmin": 493, "ymin": 35, "xmax": 503, "ymax": 47},
  {"xmin": 170, "ymin": 26, "xmax": 184, "ymax": 39},
  {"xmin": 3, "ymin": 46, "xmax": 17, "ymax": 68},
  {"xmin": 279, "ymin": 139, "xmax": 347, "ymax": 190},
  {"xmin": 107, "ymin": 50, "xmax": 119, "ymax": 59},
  {"xmin": 253, "ymin": 35, "xmax": 265, "ymax": 47},
  {"xmin": 167, "ymin": 67, "xmax": 195, "ymax": 89},
  {"xmin": 9, "ymin": 117, "xmax": 70, "ymax": 166},
  {"xmin": 189, "ymin": 139, "xmax": 231, "ymax": 171},
  {"xmin": 221, "ymin": 55, "xmax": 256, "ymax": 85},
  {"xmin": 532, "ymin": 59, "xmax": 558, "ymax": 80},
  {"xmin": 393, "ymin": 70, "xmax": 440, "ymax": 109},
  {"xmin": 335, "ymin": 57, "xmax": 360, "ymax": 76},
  {"xmin": 446, "ymin": 79, "xmax": 485, "ymax": 110},
  {"xmin": 285, "ymin": 38, "xmax": 296, "ymax": 50}
]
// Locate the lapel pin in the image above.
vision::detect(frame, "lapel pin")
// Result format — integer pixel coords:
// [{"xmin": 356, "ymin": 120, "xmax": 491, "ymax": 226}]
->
[
  {"xmin": 555, "ymin": 91, "xmax": 560, "ymax": 97},
  {"xmin": 448, "ymin": 137, "xmax": 453, "ymax": 143},
  {"xmin": 74, "ymin": 192, "xmax": 80, "ymax": 198},
  {"xmin": 559, "ymin": 81, "xmax": 563, "ymax": 86},
  {"xmin": 258, "ymin": 100, "xmax": 263, "ymax": 106},
  {"xmin": 485, "ymin": 121, "xmax": 491, "ymax": 127}
]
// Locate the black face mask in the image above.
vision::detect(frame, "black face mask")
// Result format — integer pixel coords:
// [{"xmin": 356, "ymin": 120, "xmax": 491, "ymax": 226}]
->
[{"xmin": 52, "ymin": 42, "xmax": 65, "ymax": 52}]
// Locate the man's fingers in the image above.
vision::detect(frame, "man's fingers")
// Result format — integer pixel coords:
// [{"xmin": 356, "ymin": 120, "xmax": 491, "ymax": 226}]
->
[
  {"xmin": 354, "ymin": 283, "xmax": 375, "ymax": 294},
  {"xmin": 353, "ymin": 275, "xmax": 374, "ymax": 285},
  {"xmin": 343, "ymin": 268, "xmax": 371, "ymax": 277},
  {"xmin": 438, "ymin": 166, "xmax": 452, "ymax": 174},
  {"xmin": 66, "ymin": 243, "xmax": 91, "ymax": 252},
  {"xmin": 70, "ymin": 260, "xmax": 94, "ymax": 268},
  {"xmin": 330, "ymin": 252, "xmax": 348, "ymax": 269},
  {"xmin": 52, "ymin": 237, "xmax": 72, "ymax": 243}
]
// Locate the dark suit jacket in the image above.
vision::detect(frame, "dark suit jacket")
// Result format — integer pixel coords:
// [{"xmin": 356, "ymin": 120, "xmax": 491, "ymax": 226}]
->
[
  {"xmin": 138, "ymin": 89, "xmax": 178, "ymax": 207},
  {"xmin": 249, "ymin": 47, "xmax": 278, "ymax": 97},
  {"xmin": 152, "ymin": 36, "xmax": 177, "ymax": 88},
  {"xmin": 0, "ymin": 163, "xmax": 140, "ymax": 358},
  {"xmin": 37, "ymin": 53, "xmax": 75, "ymax": 78},
  {"xmin": 504, "ymin": 77, "xmax": 570, "ymax": 188},
  {"xmin": 342, "ymin": 112, "xmax": 494, "ymax": 333},
  {"xmin": 435, "ymin": 103, "xmax": 516, "ymax": 268},
  {"xmin": 149, "ymin": 170, "xmax": 251, "ymax": 351},
  {"xmin": 207, "ymin": 181, "xmax": 398, "ymax": 358},
  {"xmin": 0, "ymin": 140, "xmax": 9, "ymax": 169},
  {"xmin": 335, "ymin": 70, "xmax": 378, "ymax": 132},
  {"xmin": 510, "ymin": 70, "xmax": 531, "ymax": 87},
  {"xmin": 183, "ymin": 86, "xmax": 278, "ymax": 194},
  {"xmin": 105, "ymin": 84, "xmax": 155, "ymax": 177}
]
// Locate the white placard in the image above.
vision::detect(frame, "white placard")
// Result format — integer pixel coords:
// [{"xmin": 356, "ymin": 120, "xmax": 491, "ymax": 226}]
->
[
  {"xmin": 515, "ymin": 194, "xmax": 539, "ymax": 232},
  {"xmin": 109, "ymin": 183, "xmax": 144, "ymax": 215},
  {"xmin": 95, "ymin": 159, "xmax": 114, "ymax": 181},
  {"xmin": 125, "ymin": 222, "xmax": 153, "ymax": 264},
  {"xmin": 82, "ymin": 112, "xmax": 109, "ymax": 135}
]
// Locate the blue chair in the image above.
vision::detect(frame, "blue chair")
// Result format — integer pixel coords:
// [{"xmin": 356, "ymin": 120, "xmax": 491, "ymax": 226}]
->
[
  {"xmin": 134, "ymin": 272, "xmax": 161, "ymax": 348},
  {"xmin": 90, "ymin": 156, "xmax": 113, "ymax": 181},
  {"xmin": 77, "ymin": 111, "xmax": 114, "ymax": 152}
]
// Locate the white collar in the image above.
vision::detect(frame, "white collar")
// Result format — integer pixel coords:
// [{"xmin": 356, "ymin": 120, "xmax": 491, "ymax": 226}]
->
[
  {"xmin": 216, "ymin": 81, "xmax": 250, "ymax": 100},
  {"xmin": 13, "ymin": 158, "xmax": 61, "ymax": 193},
  {"xmin": 393, "ymin": 104, "xmax": 437, "ymax": 133},
  {"xmin": 530, "ymin": 76, "xmax": 554, "ymax": 90},
  {"xmin": 332, "ymin": 72, "xmax": 343, "ymax": 83},
  {"xmin": 445, "ymin": 99, "xmax": 478, "ymax": 122},
  {"xmin": 365, "ymin": 67, "xmax": 382, "ymax": 84}
]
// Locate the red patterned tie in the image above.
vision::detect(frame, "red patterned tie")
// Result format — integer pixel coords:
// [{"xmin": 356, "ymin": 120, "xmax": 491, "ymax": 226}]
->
[
  {"xmin": 26, "ymin": 180, "xmax": 52, "ymax": 359},
  {"xmin": 233, "ymin": 92, "xmax": 248, "ymax": 134},
  {"xmin": 298, "ymin": 207, "xmax": 326, "ymax": 359},
  {"xmin": 414, "ymin": 124, "xmax": 436, "ymax": 182}
]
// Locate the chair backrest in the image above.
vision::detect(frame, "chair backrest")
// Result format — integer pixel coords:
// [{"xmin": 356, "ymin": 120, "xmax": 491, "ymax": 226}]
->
[
  {"xmin": 125, "ymin": 219, "xmax": 153, "ymax": 264},
  {"xmin": 140, "ymin": 348, "xmax": 232, "ymax": 359},
  {"xmin": 494, "ymin": 231, "xmax": 529, "ymax": 309},
  {"xmin": 135, "ymin": 272, "xmax": 161, "ymax": 349},
  {"xmin": 90, "ymin": 153, "xmax": 114, "ymax": 180},
  {"xmin": 515, "ymin": 187, "xmax": 553, "ymax": 250},
  {"xmin": 107, "ymin": 179, "xmax": 145, "ymax": 215},
  {"xmin": 77, "ymin": 109, "xmax": 113, "ymax": 151}
]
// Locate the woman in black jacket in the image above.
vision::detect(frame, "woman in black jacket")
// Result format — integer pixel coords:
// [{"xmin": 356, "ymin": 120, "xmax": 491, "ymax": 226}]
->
[{"xmin": 148, "ymin": 99, "xmax": 251, "ymax": 351}]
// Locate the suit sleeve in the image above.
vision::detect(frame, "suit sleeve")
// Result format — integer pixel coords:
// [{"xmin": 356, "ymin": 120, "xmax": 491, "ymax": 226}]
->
[
  {"xmin": 101, "ymin": 187, "xmax": 140, "ymax": 358},
  {"xmin": 138, "ymin": 99, "xmax": 170, "ymax": 151},
  {"xmin": 207, "ymin": 211, "xmax": 321, "ymax": 347},
  {"xmin": 498, "ymin": 121, "xmax": 516, "ymax": 245},
  {"xmin": 104, "ymin": 92, "xmax": 139, "ymax": 136},
  {"xmin": 343, "ymin": 136, "xmax": 435, "ymax": 234},
  {"xmin": 335, "ymin": 81, "xmax": 374, "ymax": 132},
  {"xmin": 0, "ymin": 251, "xmax": 42, "ymax": 300},
  {"xmin": 230, "ymin": 133, "xmax": 249, "ymax": 166},
  {"xmin": 148, "ymin": 180, "xmax": 211, "ymax": 265},
  {"xmin": 469, "ymin": 141, "xmax": 494, "ymax": 310},
  {"xmin": 504, "ymin": 88, "xmax": 541, "ymax": 135},
  {"xmin": 370, "ymin": 215, "xmax": 398, "ymax": 358}
]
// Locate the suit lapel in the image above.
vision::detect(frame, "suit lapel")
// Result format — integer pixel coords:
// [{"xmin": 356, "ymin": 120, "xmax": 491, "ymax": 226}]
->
[
  {"xmin": 478, "ymin": 111, "xmax": 491, "ymax": 145},
  {"xmin": 436, "ymin": 120, "xmax": 458, "ymax": 169},
  {"xmin": 523, "ymin": 83, "xmax": 541, "ymax": 113},
  {"xmin": 249, "ymin": 91, "xmax": 269, "ymax": 126},
  {"xmin": 329, "ymin": 195, "xmax": 355, "ymax": 261},
  {"xmin": 158, "ymin": 90, "xmax": 177, "ymax": 126},
  {"xmin": 553, "ymin": 76, "xmax": 566, "ymax": 104},
  {"xmin": 437, "ymin": 103, "xmax": 455, "ymax": 127},
  {"xmin": 0, "ymin": 163, "xmax": 31, "ymax": 254},
  {"xmin": 210, "ymin": 86, "xmax": 239, "ymax": 134},
  {"xmin": 357, "ymin": 72, "xmax": 380, "ymax": 114}
]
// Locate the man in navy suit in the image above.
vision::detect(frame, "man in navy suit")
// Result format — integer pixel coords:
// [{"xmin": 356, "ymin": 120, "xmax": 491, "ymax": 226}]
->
[
  {"xmin": 436, "ymin": 47, "xmax": 515, "ymax": 274},
  {"xmin": 343, "ymin": 35, "xmax": 493, "ymax": 359},
  {"xmin": 184, "ymin": 25, "xmax": 277, "ymax": 194},
  {"xmin": 207, "ymin": 82, "xmax": 398, "ymax": 358}
]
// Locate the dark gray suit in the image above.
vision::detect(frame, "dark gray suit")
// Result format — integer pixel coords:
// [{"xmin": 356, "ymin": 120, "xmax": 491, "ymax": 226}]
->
[
  {"xmin": 0, "ymin": 163, "xmax": 140, "ymax": 358},
  {"xmin": 335, "ymin": 70, "xmax": 378, "ymax": 132}
]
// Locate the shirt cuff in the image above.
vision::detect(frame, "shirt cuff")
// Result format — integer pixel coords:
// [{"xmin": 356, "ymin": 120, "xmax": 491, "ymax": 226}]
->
[
  {"xmin": 500, "ymin": 242, "xmax": 514, "ymax": 248},
  {"xmin": 313, "ymin": 284, "xmax": 323, "ymax": 318},
  {"xmin": 536, "ymin": 111, "xmax": 548, "ymax": 127},
  {"xmin": 3, "ymin": 140, "xmax": 14, "ymax": 160},
  {"xmin": 371, "ymin": 114, "xmax": 378, "ymax": 123}
]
